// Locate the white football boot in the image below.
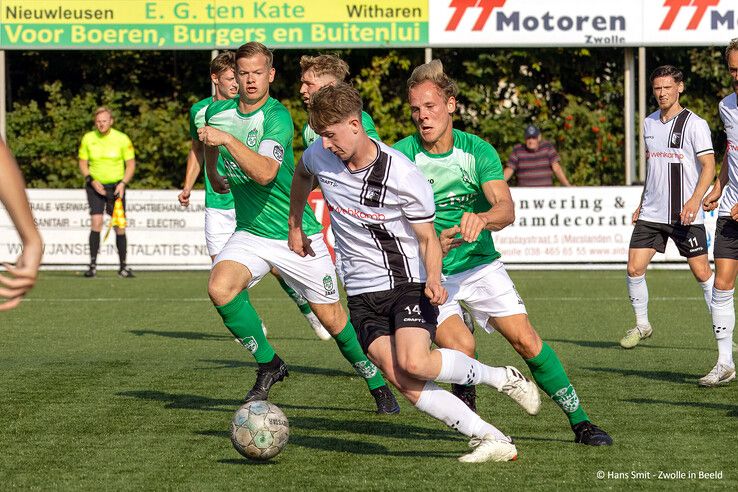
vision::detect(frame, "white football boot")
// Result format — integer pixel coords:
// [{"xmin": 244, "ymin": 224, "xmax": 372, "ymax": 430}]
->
[
  {"xmin": 698, "ymin": 362, "xmax": 736, "ymax": 387},
  {"xmin": 458, "ymin": 434, "xmax": 518, "ymax": 463},
  {"xmin": 619, "ymin": 324, "xmax": 652, "ymax": 349},
  {"xmin": 499, "ymin": 366, "xmax": 541, "ymax": 415}
]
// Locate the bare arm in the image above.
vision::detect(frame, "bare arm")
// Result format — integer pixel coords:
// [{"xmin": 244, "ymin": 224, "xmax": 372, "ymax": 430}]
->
[
  {"xmin": 410, "ymin": 221, "xmax": 447, "ymax": 306},
  {"xmin": 198, "ymin": 126, "xmax": 279, "ymax": 185},
  {"xmin": 79, "ymin": 158, "xmax": 105, "ymax": 195},
  {"xmin": 288, "ymin": 159, "xmax": 317, "ymax": 257},
  {"xmin": 0, "ymin": 140, "xmax": 43, "ymax": 311},
  {"xmin": 551, "ymin": 161, "xmax": 572, "ymax": 186},
  {"xmin": 203, "ymin": 144, "xmax": 229, "ymax": 194},
  {"xmin": 503, "ymin": 166, "xmax": 514, "ymax": 182},
  {"xmin": 681, "ymin": 152, "xmax": 715, "ymax": 225},
  {"xmin": 178, "ymin": 139, "xmax": 204, "ymax": 207},
  {"xmin": 114, "ymin": 158, "xmax": 136, "ymax": 198},
  {"xmin": 704, "ymin": 153, "xmax": 728, "ymax": 212}
]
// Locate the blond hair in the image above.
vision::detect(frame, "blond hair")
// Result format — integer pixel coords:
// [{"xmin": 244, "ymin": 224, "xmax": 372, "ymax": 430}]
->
[
  {"xmin": 235, "ymin": 42, "xmax": 273, "ymax": 68},
  {"xmin": 300, "ymin": 54, "xmax": 349, "ymax": 81},
  {"xmin": 308, "ymin": 82, "xmax": 362, "ymax": 132},
  {"xmin": 93, "ymin": 106, "xmax": 113, "ymax": 119},
  {"xmin": 407, "ymin": 59, "xmax": 458, "ymax": 100}
]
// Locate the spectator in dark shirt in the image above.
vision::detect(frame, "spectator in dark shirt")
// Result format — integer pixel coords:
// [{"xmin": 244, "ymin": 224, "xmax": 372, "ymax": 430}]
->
[{"xmin": 504, "ymin": 125, "xmax": 571, "ymax": 187}]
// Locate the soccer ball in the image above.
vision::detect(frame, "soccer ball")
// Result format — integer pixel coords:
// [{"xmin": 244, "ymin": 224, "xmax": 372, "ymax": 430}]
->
[{"xmin": 230, "ymin": 401, "xmax": 289, "ymax": 461}]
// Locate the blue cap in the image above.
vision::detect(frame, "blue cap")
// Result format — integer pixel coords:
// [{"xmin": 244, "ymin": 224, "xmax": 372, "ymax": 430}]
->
[{"xmin": 524, "ymin": 125, "xmax": 540, "ymax": 138}]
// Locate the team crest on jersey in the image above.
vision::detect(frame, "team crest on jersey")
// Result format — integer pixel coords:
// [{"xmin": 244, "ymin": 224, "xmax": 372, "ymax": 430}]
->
[
  {"xmin": 246, "ymin": 129, "xmax": 258, "ymax": 147},
  {"xmin": 322, "ymin": 274, "xmax": 336, "ymax": 296},
  {"xmin": 460, "ymin": 169, "xmax": 473, "ymax": 184},
  {"xmin": 553, "ymin": 384, "xmax": 580, "ymax": 413},
  {"xmin": 670, "ymin": 132, "xmax": 682, "ymax": 147},
  {"xmin": 273, "ymin": 144, "xmax": 284, "ymax": 162},
  {"xmin": 237, "ymin": 336, "xmax": 258, "ymax": 353}
]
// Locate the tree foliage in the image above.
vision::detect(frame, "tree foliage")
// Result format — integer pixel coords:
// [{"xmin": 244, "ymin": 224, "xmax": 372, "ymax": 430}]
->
[{"xmin": 5, "ymin": 46, "xmax": 731, "ymax": 188}]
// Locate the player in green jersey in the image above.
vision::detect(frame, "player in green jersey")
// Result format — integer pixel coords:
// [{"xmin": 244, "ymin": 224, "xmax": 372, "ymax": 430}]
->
[
  {"xmin": 298, "ymin": 54, "xmax": 380, "ymax": 148},
  {"xmin": 197, "ymin": 42, "xmax": 399, "ymax": 413},
  {"xmin": 394, "ymin": 60, "xmax": 612, "ymax": 446},
  {"xmin": 179, "ymin": 51, "xmax": 330, "ymax": 341}
]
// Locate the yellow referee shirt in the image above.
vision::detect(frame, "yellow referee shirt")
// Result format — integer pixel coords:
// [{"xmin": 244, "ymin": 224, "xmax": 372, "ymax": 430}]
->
[{"xmin": 78, "ymin": 128, "xmax": 135, "ymax": 184}]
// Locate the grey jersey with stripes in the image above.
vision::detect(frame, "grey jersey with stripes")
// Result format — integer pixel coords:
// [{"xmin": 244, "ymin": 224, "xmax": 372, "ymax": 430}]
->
[
  {"xmin": 640, "ymin": 108, "xmax": 714, "ymax": 225},
  {"xmin": 718, "ymin": 93, "xmax": 738, "ymax": 217},
  {"xmin": 302, "ymin": 138, "xmax": 436, "ymax": 296}
]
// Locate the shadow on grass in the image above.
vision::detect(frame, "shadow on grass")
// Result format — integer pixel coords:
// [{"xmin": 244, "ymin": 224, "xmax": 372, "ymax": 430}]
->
[
  {"xmin": 198, "ymin": 359, "xmax": 355, "ymax": 378},
  {"xmin": 583, "ymin": 366, "xmax": 695, "ymax": 383},
  {"xmin": 548, "ymin": 338, "xmax": 710, "ymax": 351},
  {"xmin": 218, "ymin": 458, "xmax": 276, "ymax": 466},
  {"xmin": 625, "ymin": 398, "xmax": 738, "ymax": 417},
  {"xmin": 129, "ymin": 329, "xmax": 230, "ymax": 341},
  {"xmin": 117, "ymin": 390, "xmax": 241, "ymax": 411},
  {"xmin": 201, "ymin": 430, "xmax": 459, "ymax": 458}
]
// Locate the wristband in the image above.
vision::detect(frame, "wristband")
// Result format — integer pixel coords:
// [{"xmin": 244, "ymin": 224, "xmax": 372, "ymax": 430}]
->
[{"xmin": 85, "ymin": 175, "xmax": 92, "ymax": 185}]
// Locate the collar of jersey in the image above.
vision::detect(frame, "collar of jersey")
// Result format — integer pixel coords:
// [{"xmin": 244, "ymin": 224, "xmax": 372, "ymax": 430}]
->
[
  {"xmin": 414, "ymin": 131, "xmax": 456, "ymax": 159},
  {"xmin": 659, "ymin": 107, "xmax": 687, "ymax": 124},
  {"xmin": 236, "ymin": 97, "xmax": 271, "ymax": 118},
  {"xmin": 343, "ymin": 140, "xmax": 381, "ymax": 174}
]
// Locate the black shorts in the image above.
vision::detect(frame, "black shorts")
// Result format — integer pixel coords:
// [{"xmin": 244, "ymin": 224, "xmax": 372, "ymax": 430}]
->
[
  {"xmin": 629, "ymin": 219, "xmax": 707, "ymax": 258},
  {"xmin": 347, "ymin": 282, "xmax": 439, "ymax": 354},
  {"xmin": 86, "ymin": 182, "xmax": 125, "ymax": 216},
  {"xmin": 713, "ymin": 216, "xmax": 738, "ymax": 259}
]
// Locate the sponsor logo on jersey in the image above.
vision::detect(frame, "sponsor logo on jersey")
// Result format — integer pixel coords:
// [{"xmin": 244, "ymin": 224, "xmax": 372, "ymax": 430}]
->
[
  {"xmin": 238, "ymin": 336, "xmax": 258, "ymax": 353},
  {"xmin": 552, "ymin": 384, "xmax": 580, "ymax": 413},
  {"xmin": 247, "ymin": 129, "xmax": 258, "ymax": 147},
  {"xmin": 353, "ymin": 360, "xmax": 378, "ymax": 379},
  {"xmin": 273, "ymin": 144, "xmax": 284, "ymax": 162},
  {"xmin": 646, "ymin": 150, "xmax": 685, "ymax": 160},
  {"xmin": 323, "ymin": 274, "xmax": 336, "ymax": 296},
  {"xmin": 326, "ymin": 202, "xmax": 386, "ymax": 220}
]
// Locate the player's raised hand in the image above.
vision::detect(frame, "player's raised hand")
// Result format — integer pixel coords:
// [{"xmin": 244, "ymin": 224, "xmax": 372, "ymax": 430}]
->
[
  {"xmin": 439, "ymin": 226, "xmax": 463, "ymax": 256},
  {"xmin": 424, "ymin": 280, "xmax": 448, "ymax": 306},
  {"xmin": 459, "ymin": 212, "xmax": 486, "ymax": 243},
  {"xmin": 680, "ymin": 197, "xmax": 700, "ymax": 225},
  {"xmin": 288, "ymin": 228, "xmax": 315, "ymax": 257},
  {"xmin": 197, "ymin": 126, "xmax": 231, "ymax": 147},
  {"xmin": 210, "ymin": 174, "xmax": 230, "ymax": 194},
  {"xmin": 0, "ymin": 241, "xmax": 42, "ymax": 312}
]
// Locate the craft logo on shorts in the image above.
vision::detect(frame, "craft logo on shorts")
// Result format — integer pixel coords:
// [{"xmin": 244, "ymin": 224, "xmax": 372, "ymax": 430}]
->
[
  {"xmin": 238, "ymin": 336, "xmax": 258, "ymax": 353},
  {"xmin": 246, "ymin": 129, "xmax": 258, "ymax": 147},
  {"xmin": 553, "ymin": 384, "xmax": 580, "ymax": 413},
  {"xmin": 273, "ymin": 144, "xmax": 284, "ymax": 162},
  {"xmin": 322, "ymin": 274, "xmax": 336, "ymax": 296}
]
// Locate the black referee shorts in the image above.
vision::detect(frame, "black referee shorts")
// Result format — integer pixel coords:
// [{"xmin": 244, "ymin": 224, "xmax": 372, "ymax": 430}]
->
[
  {"xmin": 347, "ymin": 282, "xmax": 438, "ymax": 354},
  {"xmin": 86, "ymin": 182, "xmax": 125, "ymax": 216}
]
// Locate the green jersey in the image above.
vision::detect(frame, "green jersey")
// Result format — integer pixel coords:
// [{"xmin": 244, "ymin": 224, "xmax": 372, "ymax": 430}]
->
[
  {"xmin": 393, "ymin": 129, "xmax": 504, "ymax": 276},
  {"xmin": 205, "ymin": 96, "xmax": 322, "ymax": 239},
  {"xmin": 302, "ymin": 111, "xmax": 380, "ymax": 148},
  {"xmin": 189, "ymin": 96, "xmax": 234, "ymax": 210}
]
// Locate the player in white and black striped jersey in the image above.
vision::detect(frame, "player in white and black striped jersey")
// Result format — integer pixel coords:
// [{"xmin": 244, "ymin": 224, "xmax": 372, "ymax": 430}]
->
[
  {"xmin": 700, "ymin": 39, "xmax": 738, "ymax": 387},
  {"xmin": 620, "ymin": 65, "xmax": 716, "ymax": 349},
  {"xmin": 288, "ymin": 82, "xmax": 521, "ymax": 463}
]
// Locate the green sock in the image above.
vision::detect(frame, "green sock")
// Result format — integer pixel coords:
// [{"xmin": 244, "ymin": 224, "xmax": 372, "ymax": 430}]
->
[
  {"xmin": 215, "ymin": 291, "xmax": 275, "ymax": 364},
  {"xmin": 525, "ymin": 342, "xmax": 589, "ymax": 426},
  {"xmin": 277, "ymin": 276, "xmax": 312, "ymax": 315},
  {"xmin": 334, "ymin": 322, "xmax": 386, "ymax": 390}
]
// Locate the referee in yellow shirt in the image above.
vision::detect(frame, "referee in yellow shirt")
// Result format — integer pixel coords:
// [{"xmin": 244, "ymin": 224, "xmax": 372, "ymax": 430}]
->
[{"xmin": 78, "ymin": 107, "xmax": 136, "ymax": 278}]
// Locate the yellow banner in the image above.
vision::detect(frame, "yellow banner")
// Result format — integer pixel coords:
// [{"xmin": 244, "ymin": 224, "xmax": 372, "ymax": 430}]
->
[{"xmin": 1, "ymin": 0, "xmax": 428, "ymax": 25}]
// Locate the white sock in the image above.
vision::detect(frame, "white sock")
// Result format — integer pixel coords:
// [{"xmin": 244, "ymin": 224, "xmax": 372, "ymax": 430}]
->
[
  {"xmin": 435, "ymin": 348, "xmax": 507, "ymax": 389},
  {"xmin": 711, "ymin": 288, "xmax": 735, "ymax": 366},
  {"xmin": 699, "ymin": 274, "xmax": 714, "ymax": 314},
  {"xmin": 415, "ymin": 381, "xmax": 506, "ymax": 440},
  {"xmin": 627, "ymin": 274, "xmax": 649, "ymax": 326}
]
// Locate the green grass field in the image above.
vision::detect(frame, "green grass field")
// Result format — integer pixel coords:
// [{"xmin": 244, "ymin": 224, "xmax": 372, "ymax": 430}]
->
[{"xmin": 1, "ymin": 270, "xmax": 736, "ymax": 490}]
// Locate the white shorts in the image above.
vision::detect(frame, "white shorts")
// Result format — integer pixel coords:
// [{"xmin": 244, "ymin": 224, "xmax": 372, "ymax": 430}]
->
[
  {"xmin": 439, "ymin": 260, "xmax": 527, "ymax": 333},
  {"xmin": 214, "ymin": 230, "xmax": 339, "ymax": 304},
  {"xmin": 205, "ymin": 207, "xmax": 236, "ymax": 257}
]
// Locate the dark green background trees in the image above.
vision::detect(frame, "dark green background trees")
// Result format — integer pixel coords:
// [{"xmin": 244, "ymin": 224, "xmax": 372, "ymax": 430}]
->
[{"xmin": 5, "ymin": 46, "xmax": 731, "ymax": 188}]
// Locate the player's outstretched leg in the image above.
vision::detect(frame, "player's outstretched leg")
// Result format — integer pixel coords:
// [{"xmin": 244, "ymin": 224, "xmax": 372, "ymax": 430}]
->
[
  {"xmin": 273, "ymin": 270, "xmax": 331, "ymax": 340},
  {"xmin": 214, "ymin": 291, "xmax": 288, "ymax": 402},
  {"xmin": 312, "ymin": 302, "xmax": 400, "ymax": 414},
  {"xmin": 700, "ymin": 286, "xmax": 736, "ymax": 386}
]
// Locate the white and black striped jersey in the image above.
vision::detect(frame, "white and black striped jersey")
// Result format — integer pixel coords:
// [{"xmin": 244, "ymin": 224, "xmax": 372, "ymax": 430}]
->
[
  {"xmin": 718, "ymin": 93, "xmax": 738, "ymax": 217},
  {"xmin": 640, "ymin": 108, "xmax": 714, "ymax": 225},
  {"xmin": 302, "ymin": 139, "xmax": 436, "ymax": 296}
]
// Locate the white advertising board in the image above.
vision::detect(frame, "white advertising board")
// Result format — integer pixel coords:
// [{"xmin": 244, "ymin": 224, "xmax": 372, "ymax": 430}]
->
[
  {"xmin": 0, "ymin": 187, "xmax": 719, "ymax": 268},
  {"xmin": 429, "ymin": 0, "xmax": 737, "ymax": 47}
]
